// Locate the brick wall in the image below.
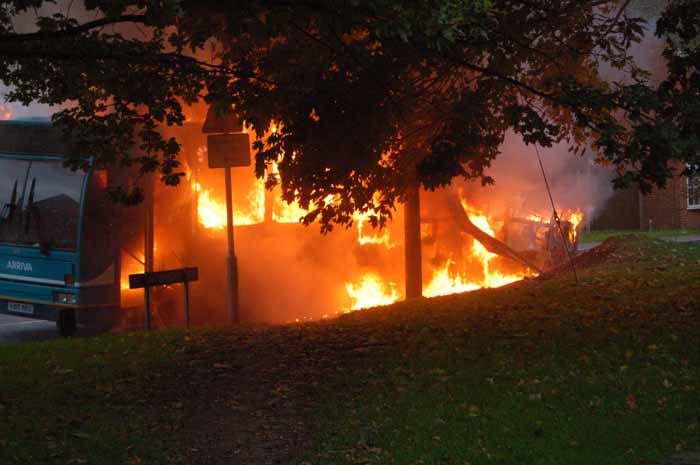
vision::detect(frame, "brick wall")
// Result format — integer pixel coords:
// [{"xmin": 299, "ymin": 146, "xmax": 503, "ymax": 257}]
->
[
  {"xmin": 678, "ymin": 174, "xmax": 700, "ymax": 229},
  {"xmin": 590, "ymin": 188, "xmax": 639, "ymax": 230},
  {"xmin": 591, "ymin": 162, "xmax": 700, "ymax": 231},
  {"xmin": 640, "ymin": 177, "xmax": 682, "ymax": 230},
  {"xmin": 640, "ymin": 162, "xmax": 700, "ymax": 230}
]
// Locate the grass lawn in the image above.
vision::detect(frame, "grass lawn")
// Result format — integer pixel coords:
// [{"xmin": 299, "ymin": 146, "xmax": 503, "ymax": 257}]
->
[
  {"xmin": 580, "ymin": 228, "xmax": 699, "ymax": 243},
  {"xmin": 1, "ymin": 235, "xmax": 699, "ymax": 464}
]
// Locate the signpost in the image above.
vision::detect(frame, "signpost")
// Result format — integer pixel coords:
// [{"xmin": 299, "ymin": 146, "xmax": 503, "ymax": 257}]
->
[
  {"xmin": 207, "ymin": 134, "xmax": 251, "ymax": 168},
  {"xmin": 129, "ymin": 267, "xmax": 199, "ymax": 330},
  {"xmin": 202, "ymin": 107, "xmax": 251, "ymax": 323}
]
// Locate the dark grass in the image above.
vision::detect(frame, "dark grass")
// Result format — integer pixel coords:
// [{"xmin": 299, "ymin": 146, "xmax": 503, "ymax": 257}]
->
[
  {"xmin": 0, "ymin": 331, "xmax": 189, "ymax": 465},
  {"xmin": 1, "ymin": 236, "xmax": 699, "ymax": 465},
  {"xmin": 305, "ymin": 236, "xmax": 700, "ymax": 464}
]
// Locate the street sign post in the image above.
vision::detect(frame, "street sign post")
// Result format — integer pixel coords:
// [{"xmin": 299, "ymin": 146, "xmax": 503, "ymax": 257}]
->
[
  {"xmin": 207, "ymin": 134, "xmax": 251, "ymax": 168},
  {"xmin": 129, "ymin": 267, "xmax": 199, "ymax": 330},
  {"xmin": 202, "ymin": 108, "xmax": 251, "ymax": 324}
]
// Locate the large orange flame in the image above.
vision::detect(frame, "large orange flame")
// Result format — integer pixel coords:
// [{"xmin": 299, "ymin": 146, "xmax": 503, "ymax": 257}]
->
[
  {"xmin": 197, "ymin": 180, "xmax": 265, "ymax": 228},
  {"xmin": 354, "ymin": 211, "xmax": 396, "ymax": 248},
  {"xmin": 345, "ymin": 274, "xmax": 399, "ymax": 310},
  {"xmin": 424, "ymin": 202, "xmax": 529, "ymax": 298},
  {"xmin": 566, "ymin": 209, "xmax": 583, "ymax": 243}
]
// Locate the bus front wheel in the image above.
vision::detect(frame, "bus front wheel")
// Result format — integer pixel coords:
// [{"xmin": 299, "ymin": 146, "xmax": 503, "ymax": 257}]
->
[{"xmin": 57, "ymin": 308, "xmax": 77, "ymax": 337}]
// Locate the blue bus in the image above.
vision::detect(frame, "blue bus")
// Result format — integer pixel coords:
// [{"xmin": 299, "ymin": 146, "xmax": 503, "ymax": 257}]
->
[{"xmin": 0, "ymin": 120, "xmax": 146, "ymax": 335}]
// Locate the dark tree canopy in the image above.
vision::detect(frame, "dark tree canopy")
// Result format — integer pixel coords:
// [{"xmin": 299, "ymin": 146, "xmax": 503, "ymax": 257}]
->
[{"xmin": 0, "ymin": 0, "xmax": 698, "ymax": 231}]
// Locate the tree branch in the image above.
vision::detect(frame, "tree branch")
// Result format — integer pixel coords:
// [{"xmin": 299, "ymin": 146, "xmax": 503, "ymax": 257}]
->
[{"xmin": 0, "ymin": 14, "xmax": 148, "ymax": 43}]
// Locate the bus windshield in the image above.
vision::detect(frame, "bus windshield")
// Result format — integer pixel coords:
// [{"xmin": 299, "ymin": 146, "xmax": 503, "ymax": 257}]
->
[{"xmin": 0, "ymin": 157, "xmax": 86, "ymax": 251}]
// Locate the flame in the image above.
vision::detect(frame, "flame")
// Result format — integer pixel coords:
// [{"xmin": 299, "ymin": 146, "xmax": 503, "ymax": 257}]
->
[
  {"xmin": 525, "ymin": 210, "xmax": 584, "ymax": 243},
  {"xmin": 424, "ymin": 202, "xmax": 529, "ymax": 298},
  {"xmin": 273, "ymin": 199, "xmax": 307, "ymax": 223},
  {"xmin": 526, "ymin": 214, "xmax": 547, "ymax": 223},
  {"xmin": 267, "ymin": 161, "xmax": 307, "ymax": 223},
  {"xmin": 423, "ymin": 260, "xmax": 481, "ymax": 296},
  {"xmin": 197, "ymin": 181, "xmax": 265, "ymax": 229},
  {"xmin": 564, "ymin": 209, "xmax": 583, "ymax": 243},
  {"xmin": 198, "ymin": 190, "xmax": 227, "ymax": 229},
  {"xmin": 0, "ymin": 104, "xmax": 12, "ymax": 120},
  {"xmin": 345, "ymin": 274, "xmax": 399, "ymax": 310},
  {"xmin": 354, "ymin": 210, "xmax": 396, "ymax": 248},
  {"xmin": 119, "ymin": 250, "xmax": 145, "ymax": 309}
]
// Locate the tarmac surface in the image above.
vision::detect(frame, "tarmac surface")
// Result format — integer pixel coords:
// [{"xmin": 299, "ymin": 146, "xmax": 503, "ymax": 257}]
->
[
  {"xmin": 578, "ymin": 234, "xmax": 700, "ymax": 252},
  {"xmin": 0, "ymin": 313, "xmax": 57, "ymax": 344}
]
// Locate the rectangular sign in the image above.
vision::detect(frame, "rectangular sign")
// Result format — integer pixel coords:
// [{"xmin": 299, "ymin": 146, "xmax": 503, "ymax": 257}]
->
[
  {"xmin": 129, "ymin": 267, "xmax": 199, "ymax": 289},
  {"xmin": 207, "ymin": 133, "xmax": 251, "ymax": 168},
  {"xmin": 7, "ymin": 302, "xmax": 34, "ymax": 315}
]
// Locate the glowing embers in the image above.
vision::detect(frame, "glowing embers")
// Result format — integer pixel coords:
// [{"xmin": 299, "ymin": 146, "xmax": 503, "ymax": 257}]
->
[{"xmin": 345, "ymin": 273, "xmax": 399, "ymax": 311}]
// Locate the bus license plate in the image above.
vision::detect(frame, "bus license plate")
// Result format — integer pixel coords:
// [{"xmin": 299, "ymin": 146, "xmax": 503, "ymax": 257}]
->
[{"xmin": 8, "ymin": 302, "xmax": 34, "ymax": 315}]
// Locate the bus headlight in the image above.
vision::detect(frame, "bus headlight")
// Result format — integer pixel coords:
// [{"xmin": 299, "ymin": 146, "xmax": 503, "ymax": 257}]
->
[{"xmin": 54, "ymin": 293, "xmax": 78, "ymax": 305}]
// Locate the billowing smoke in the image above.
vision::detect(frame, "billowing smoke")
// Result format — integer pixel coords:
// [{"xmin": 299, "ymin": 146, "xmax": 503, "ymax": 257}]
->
[
  {"xmin": 454, "ymin": 134, "xmax": 614, "ymax": 230},
  {"xmin": 457, "ymin": 2, "xmax": 669, "ymax": 230}
]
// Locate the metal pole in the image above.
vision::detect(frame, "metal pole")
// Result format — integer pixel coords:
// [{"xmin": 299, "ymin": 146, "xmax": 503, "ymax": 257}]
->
[
  {"xmin": 224, "ymin": 167, "xmax": 239, "ymax": 323},
  {"xmin": 145, "ymin": 286, "xmax": 151, "ymax": 331},
  {"xmin": 404, "ymin": 168, "xmax": 423, "ymax": 299},
  {"xmin": 184, "ymin": 279, "xmax": 191, "ymax": 329},
  {"xmin": 534, "ymin": 145, "xmax": 578, "ymax": 284},
  {"xmin": 145, "ymin": 179, "xmax": 154, "ymax": 331}
]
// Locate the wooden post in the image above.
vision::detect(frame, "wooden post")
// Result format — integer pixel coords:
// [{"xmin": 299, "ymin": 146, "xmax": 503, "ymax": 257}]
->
[{"xmin": 404, "ymin": 170, "xmax": 423, "ymax": 299}]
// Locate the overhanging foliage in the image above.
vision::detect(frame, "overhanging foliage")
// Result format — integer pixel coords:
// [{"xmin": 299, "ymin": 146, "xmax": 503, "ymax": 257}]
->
[{"xmin": 0, "ymin": 0, "xmax": 698, "ymax": 230}]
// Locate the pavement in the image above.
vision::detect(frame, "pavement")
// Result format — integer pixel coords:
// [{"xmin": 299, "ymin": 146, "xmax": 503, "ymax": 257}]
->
[
  {"xmin": 578, "ymin": 234, "xmax": 700, "ymax": 253},
  {"xmin": 0, "ymin": 313, "xmax": 57, "ymax": 344},
  {"xmin": 578, "ymin": 241, "xmax": 602, "ymax": 251},
  {"xmin": 661, "ymin": 234, "xmax": 700, "ymax": 243}
]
